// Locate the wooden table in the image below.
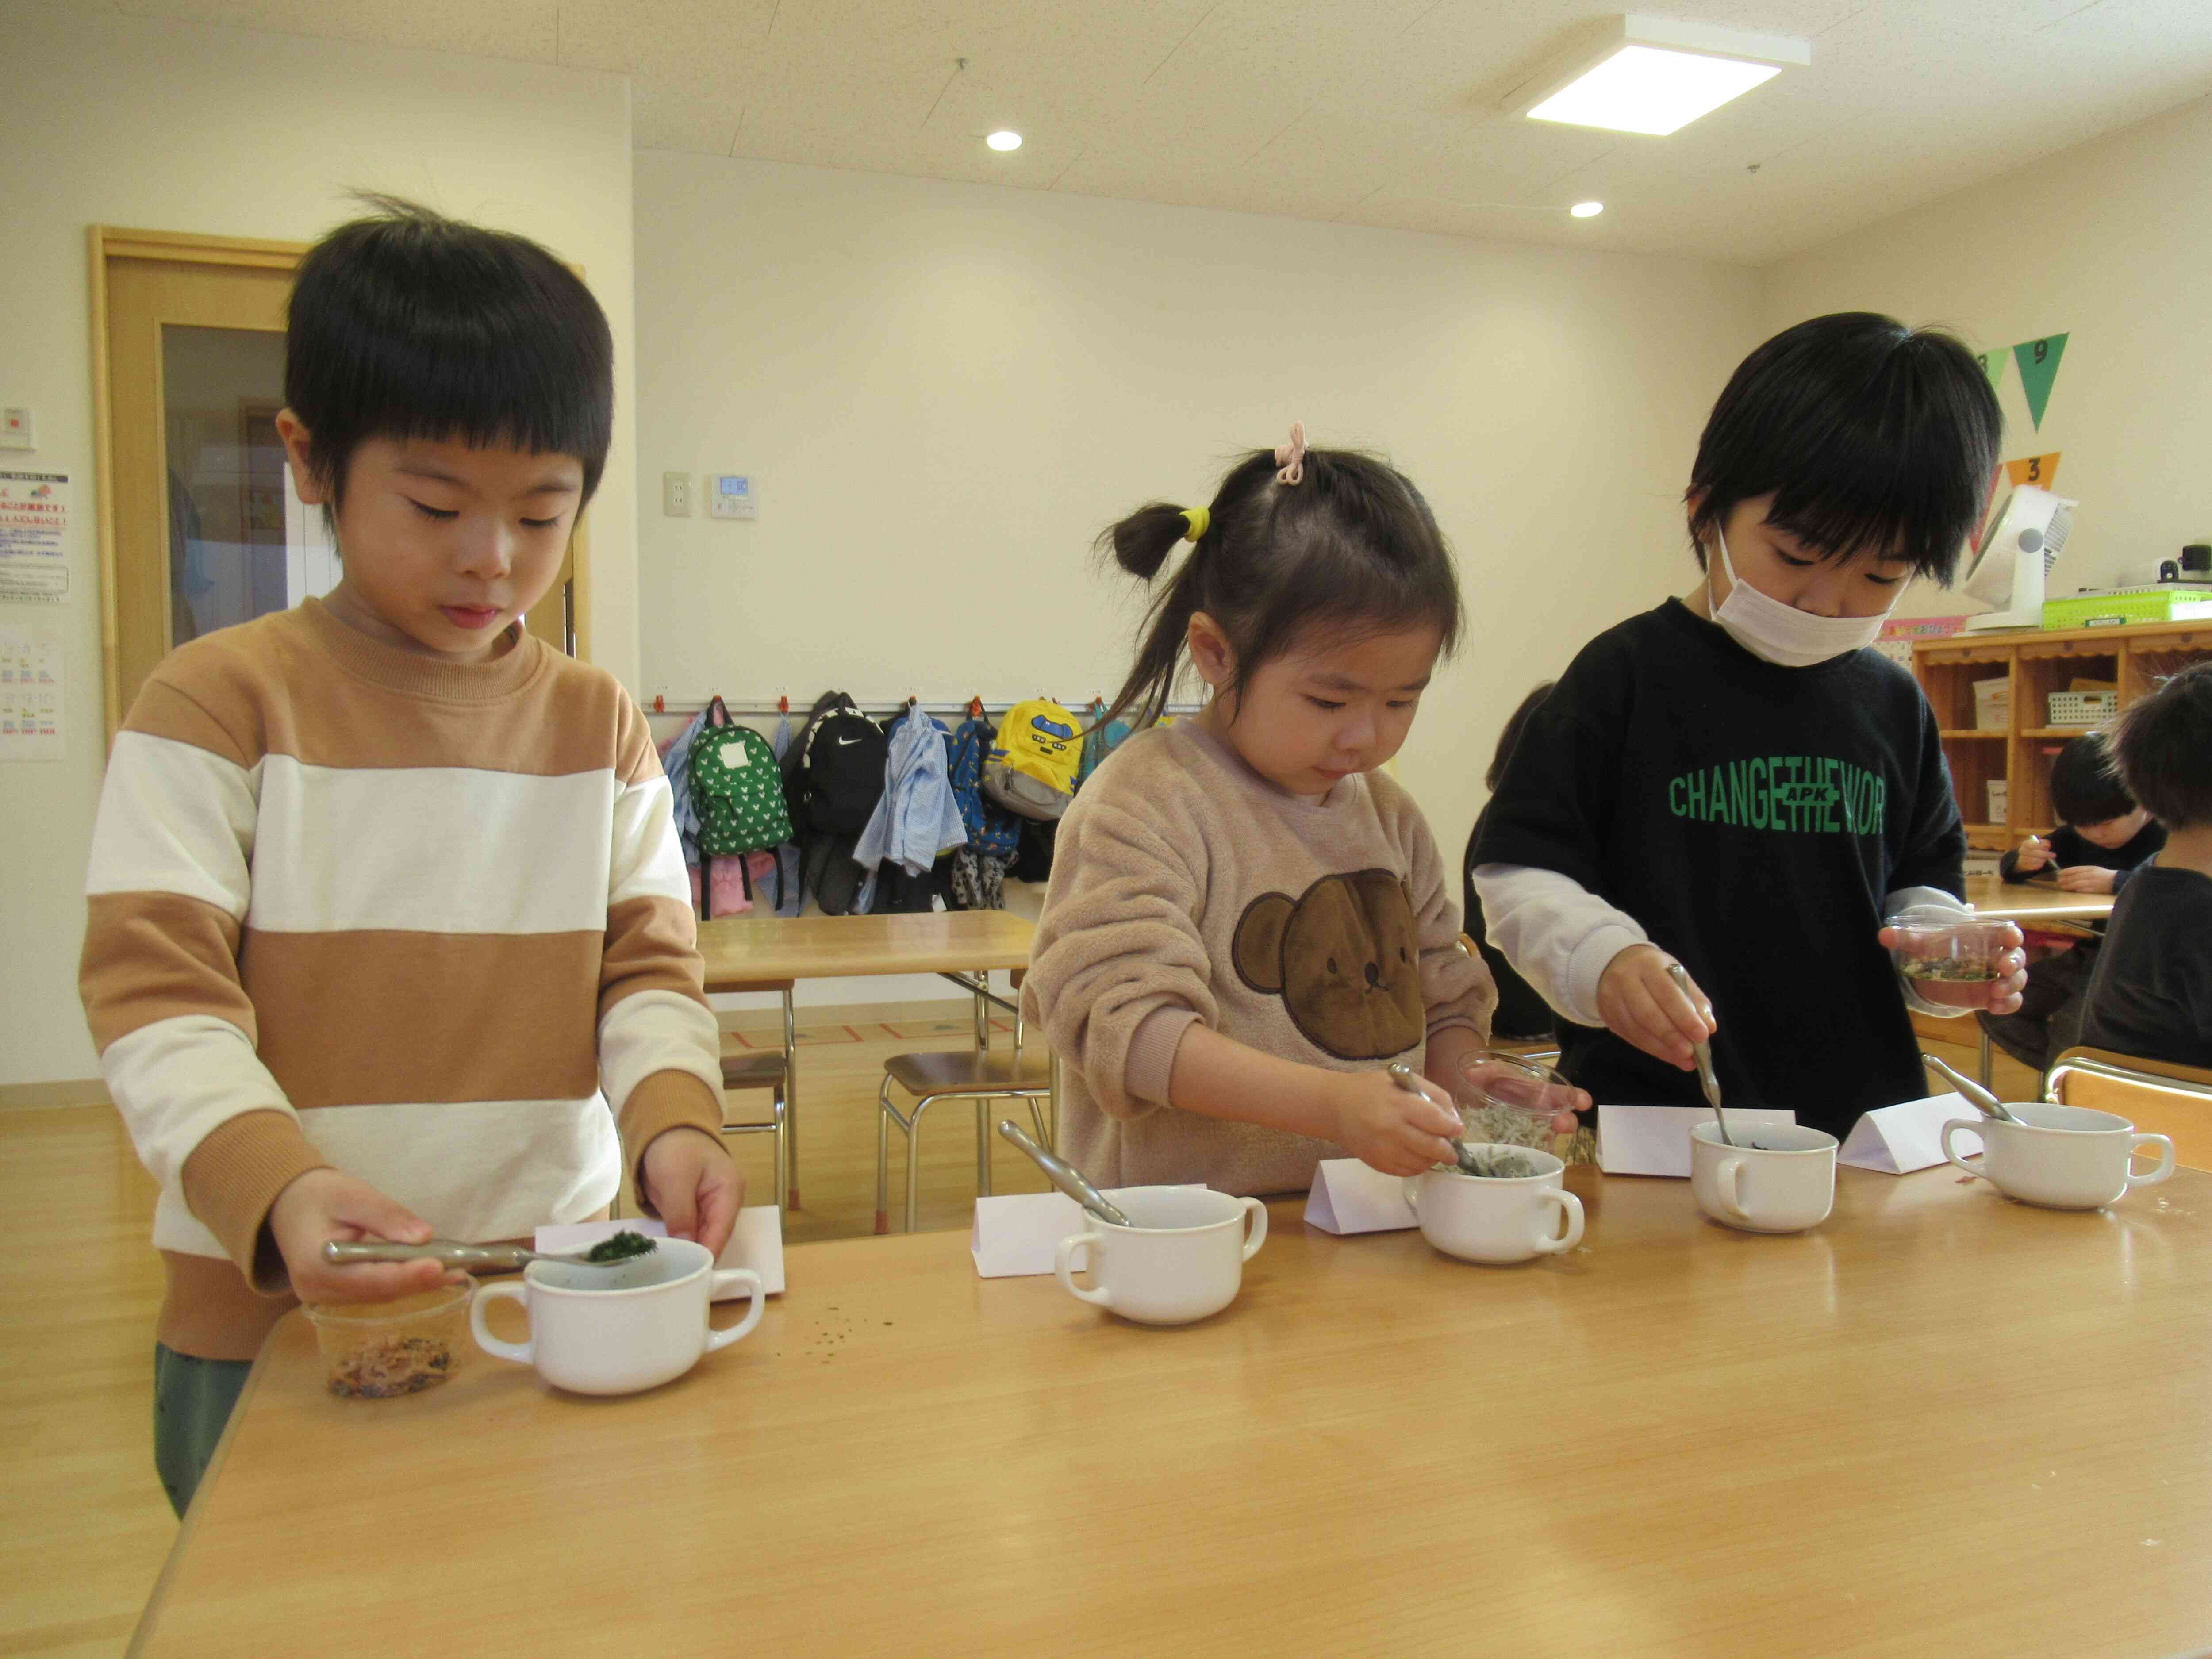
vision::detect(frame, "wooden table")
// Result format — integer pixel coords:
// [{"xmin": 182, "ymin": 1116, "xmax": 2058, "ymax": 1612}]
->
[
  {"xmin": 695, "ymin": 911, "xmax": 1037, "ymax": 1206},
  {"xmin": 134, "ymin": 1167, "xmax": 2212, "ymax": 1659},
  {"xmin": 1964, "ymin": 872, "xmax": 2118, "ymax": 926}
]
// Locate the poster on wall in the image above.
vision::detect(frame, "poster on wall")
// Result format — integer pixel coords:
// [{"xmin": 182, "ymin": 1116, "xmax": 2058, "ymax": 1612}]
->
[
  {"xmin": 0, "ymin": 620, "xmax": 64, "ymax": 760},
  {"xmin": 0, "ymin": 470, "xmax": 69, "ymax": 603}
]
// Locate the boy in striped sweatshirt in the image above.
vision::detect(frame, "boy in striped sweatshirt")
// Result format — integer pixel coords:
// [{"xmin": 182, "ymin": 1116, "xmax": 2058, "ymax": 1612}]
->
[{"xmin": 80, "ymin": 198, "xmax": 736, "ymax": 1514}]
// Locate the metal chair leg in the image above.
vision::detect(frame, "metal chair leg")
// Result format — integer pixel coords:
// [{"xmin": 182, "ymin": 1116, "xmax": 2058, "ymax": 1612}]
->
[
  {"xmin": 909, "ymin": 1091, "xmax": 971, "ymax": 1233},
  {"xmin": 772, "ymin": 1084, "xmax": 789, "ymax": 1217},
  {"xmin": 783, "ymin": 987, "xmax": 801, "ymax": 1209},
  {"xmin": 875, "ymin": 1076, "xmax": 896, "ymax": 1235},
  {"xmin": 905, "ymin": 1092, "xmax": 933, "ymax": 1234},
  {"xmin": 977, "ymin": 1098, "xmax": 996, "ymax": 1198}
]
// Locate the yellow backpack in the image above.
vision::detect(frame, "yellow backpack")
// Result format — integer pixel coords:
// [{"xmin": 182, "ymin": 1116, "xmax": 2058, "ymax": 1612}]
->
[{"xmin": 983, "ymin": 698, "xmax": 1081, "ymax": 820}]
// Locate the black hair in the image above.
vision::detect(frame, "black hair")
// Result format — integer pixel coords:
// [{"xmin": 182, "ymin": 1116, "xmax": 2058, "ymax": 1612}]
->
[
  {"xmin": 1687, "ymin": 312, "xmax": 2002, "ymax": 585},
  {"xmin": 1098, "ymin": 445, "xmax": 1463, "ymax": 728},
  {"xmin": 2112, "ymin": 662, "xmax": 2212, "ymax": 829},
  {"xmin": 285, "ymin": 194, "xmax": 614, "ymax": 508},
  {"xmin": 2047, "ymin": 730, "xmax": 2137, "ymax": 827},
  {"xmin": 1487, "ymin": 681, "xmax": 1554, "ymax": 791}
]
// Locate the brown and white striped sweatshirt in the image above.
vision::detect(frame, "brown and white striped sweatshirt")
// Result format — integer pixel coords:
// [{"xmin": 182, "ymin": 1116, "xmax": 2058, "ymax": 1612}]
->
[
  {"xmin": 1023, "ymin": 722, "xmax": 1496, "ymax": 1197},
  {"xmin": 80, "ymin": 600, "xmax": 725, "ymax": 1360}
]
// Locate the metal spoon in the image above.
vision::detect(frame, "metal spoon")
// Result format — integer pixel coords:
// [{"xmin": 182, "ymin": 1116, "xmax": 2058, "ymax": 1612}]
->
[
  {"xmin": 1387, "ymin": 1062, "xmax": 1486, "ymax": 1175},
  {"xmin": 1667, "ymin": 962, "xmax": 1732, "ymax": 1146},
  {"xmin": 995, "ymin": 1120, "xmax": 1133, "ymax": 1229},
  {"xmin": 1921, "ymin": 1053, "xmax": 2024, "ymax": 1124},
  {"xmin": 323, "ymin": 1239, "xmax": 648, "ymax": 1272}
]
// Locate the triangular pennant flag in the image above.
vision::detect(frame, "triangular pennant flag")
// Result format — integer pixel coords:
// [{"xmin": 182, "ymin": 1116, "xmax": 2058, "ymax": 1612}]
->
[
  {"xmin": 2012, "ymin": 334, "xmax": 2069, "ymax": 430},
  {"xmin": 1976, "ymin": 350, "xmax": 2008, "ymax": 396},
  {"xmin": 2005, "ymin": 452, "xmax": 2061, "ymax": 491}
]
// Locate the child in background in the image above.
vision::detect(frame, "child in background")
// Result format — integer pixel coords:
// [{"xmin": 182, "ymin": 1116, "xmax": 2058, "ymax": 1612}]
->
[
  {"xmin": 1463, "ymin": 682, "xmax": 1557, "ymax": 1041},
  {"xmin": 1474, "ymin": 314, "xmax": 2027, "ymax": 1143},
  {"xmin": 80, "ymin": 199, "xmax": 736, "ymax": 1515},
  {"xmin": 1979, "ymin": 730, "xmax": 2164, "ymax": 1068},
  {"xmin": 2082, "ymin": 663, "xmax": 2212, "ymax": 1070},
  {"xmin": 1025, "ymin": 427, "xmax": 1579, "ymax": 1194}
]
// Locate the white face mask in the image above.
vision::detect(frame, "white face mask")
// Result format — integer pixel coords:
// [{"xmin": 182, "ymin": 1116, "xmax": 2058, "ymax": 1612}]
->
[{"xmin": 1706, "ymin": 524, "xmax": 1895, "ymax": 668}]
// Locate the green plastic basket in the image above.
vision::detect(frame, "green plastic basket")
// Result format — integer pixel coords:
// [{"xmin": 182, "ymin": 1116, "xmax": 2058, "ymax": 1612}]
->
[{"xmin": 2042, "ymin": 589, "xmax": 2212, "ymax": 630}]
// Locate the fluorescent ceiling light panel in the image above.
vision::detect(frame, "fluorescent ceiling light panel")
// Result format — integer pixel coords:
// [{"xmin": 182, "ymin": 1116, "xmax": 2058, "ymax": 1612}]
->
[{"xmin": 1502, "ymin": 15, "xmax": 1808, "ymax": 137}]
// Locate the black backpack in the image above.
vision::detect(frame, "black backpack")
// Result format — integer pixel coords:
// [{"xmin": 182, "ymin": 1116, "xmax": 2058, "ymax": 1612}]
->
[{"xmin": 781, "ymin": 692, "xmax": 889, "ymax": 838}]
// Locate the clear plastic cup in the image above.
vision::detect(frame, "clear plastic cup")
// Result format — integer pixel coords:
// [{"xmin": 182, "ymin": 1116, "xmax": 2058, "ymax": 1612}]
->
[
  {"xmin": 304, "ymin": 1277, "xmax": 473, "ymax": 1398},
  {"xmin": 1888, "ymin": 905, "xmax": 2016, "ymax": 1018},
  {"xmin": 1455, "ymin": 1052, "xmax": 1579, "ymax": 1154}
]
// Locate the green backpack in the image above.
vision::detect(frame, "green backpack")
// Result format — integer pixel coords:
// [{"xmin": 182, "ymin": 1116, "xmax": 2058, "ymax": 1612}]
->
[{"xmin": 690, "ymin": 698, "xmax": 793, "ymax": 857}]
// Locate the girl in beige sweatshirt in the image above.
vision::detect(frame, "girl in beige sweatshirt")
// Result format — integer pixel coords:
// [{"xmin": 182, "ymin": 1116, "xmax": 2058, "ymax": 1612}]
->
[{"xmin": 1025, "ymin": 427, "xmax": 1552, "ymax": 1197}]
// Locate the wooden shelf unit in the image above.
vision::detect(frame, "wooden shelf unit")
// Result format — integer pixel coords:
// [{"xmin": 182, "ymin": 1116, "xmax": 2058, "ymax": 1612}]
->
[{"xmin": 1914, "ymin": 618, "xmax": 2212, "ymax": 850}]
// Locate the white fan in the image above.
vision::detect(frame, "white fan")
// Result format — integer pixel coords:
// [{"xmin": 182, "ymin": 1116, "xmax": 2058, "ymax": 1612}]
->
[{"xmin": 1963, "ymin": 485, "xmax": 2077, "ymax": 631}]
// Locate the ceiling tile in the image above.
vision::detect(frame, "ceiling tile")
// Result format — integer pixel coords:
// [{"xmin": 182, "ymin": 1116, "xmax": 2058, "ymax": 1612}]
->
[
  {"xmin": 108, "ymin": 0, "xmax": 558, "ymax": 62},
  {"xmin": 62, "ymin": 0, "xmax": 2212, "ymax": 262}
]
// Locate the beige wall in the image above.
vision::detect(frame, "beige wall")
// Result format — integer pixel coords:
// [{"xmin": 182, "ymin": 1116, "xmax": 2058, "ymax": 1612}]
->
[
  {"xmin": 0, "ymin": 7, "xmax": 637, "ymax": 1086},
  {"xmin": 1764, "ymin": 90, "xmax": 2212, "ymax": 618},
  {"xmin": 635, "ymin": 151, "xmax": 1763, "ymax": 897}
]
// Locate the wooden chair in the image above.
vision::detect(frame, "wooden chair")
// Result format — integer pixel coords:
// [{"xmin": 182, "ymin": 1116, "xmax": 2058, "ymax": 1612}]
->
[
  {"xmin": 876, "ymin": 997, "xmax": 1056, "ymax": 1235},
  {"xmin": 718, "ymin": 1049, "xmax": 790, "ymax": 1214},
  {"xmin": 2045, "ymin": 1046, "xmax": 2212, "ymax": 1171}
]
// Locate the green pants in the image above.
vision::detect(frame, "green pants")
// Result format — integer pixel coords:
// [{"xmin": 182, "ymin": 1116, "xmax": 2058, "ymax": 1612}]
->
[{"xmin": 153, "ymin": 1344, "xmax": 251, "ymax": 1519}]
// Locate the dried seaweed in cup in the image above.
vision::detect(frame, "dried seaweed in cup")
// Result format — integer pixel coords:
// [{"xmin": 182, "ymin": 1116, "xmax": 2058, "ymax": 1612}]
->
[{"xmin": 583, "ymin": 1229, "xmax": 658, "ymax": 1263}]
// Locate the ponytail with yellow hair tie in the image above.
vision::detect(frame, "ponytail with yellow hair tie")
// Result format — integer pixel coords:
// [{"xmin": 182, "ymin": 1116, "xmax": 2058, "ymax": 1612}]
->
[{"xmin": 1181, "ymin": 506, "xmax": 1210, "ymax": 544}]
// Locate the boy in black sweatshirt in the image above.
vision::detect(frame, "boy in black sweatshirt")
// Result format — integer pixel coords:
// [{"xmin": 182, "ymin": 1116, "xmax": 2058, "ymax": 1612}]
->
[
  {"xmin": 1980, "ymin": 730, "xmax": 2165, "ymax": 1069},
  {"xmin": 2082, "ymin": 664, "xmax": 2212, "ymax": 1071}
]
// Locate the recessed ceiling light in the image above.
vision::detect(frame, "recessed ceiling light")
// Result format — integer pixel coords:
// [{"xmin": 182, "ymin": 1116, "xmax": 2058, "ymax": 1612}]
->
[
  {"xmin": 986, "ymin": 130, "xmax": 1022, "ymax": 152},
  {"xmin": 1570, "ymin": 200, "xmax": 1605, "ymax": 219},
  {"xmin": 1502, "ymin": 15, "xmax": 1808, "ymax": 138}
]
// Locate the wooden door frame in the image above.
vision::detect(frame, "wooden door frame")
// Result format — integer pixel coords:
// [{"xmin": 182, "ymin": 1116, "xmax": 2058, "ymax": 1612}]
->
[{"xmin": 88, "ymin": 225, "xmax": 596, "ymax": 735}]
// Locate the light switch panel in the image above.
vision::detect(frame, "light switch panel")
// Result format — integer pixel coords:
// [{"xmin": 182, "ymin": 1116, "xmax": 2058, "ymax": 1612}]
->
[{"xmin": 707, "ymin": 475, "xmax": 757, "ymax": 520}]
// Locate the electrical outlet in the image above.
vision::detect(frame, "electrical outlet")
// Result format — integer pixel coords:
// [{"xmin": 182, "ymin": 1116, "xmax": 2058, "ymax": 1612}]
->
[
  {"xmin": 0, "ymin": 408, "xmax": 32, "ymax": 450},
  {"xmin": 662, "ymin": 472, "xmax": 692, "ymax": 516}
]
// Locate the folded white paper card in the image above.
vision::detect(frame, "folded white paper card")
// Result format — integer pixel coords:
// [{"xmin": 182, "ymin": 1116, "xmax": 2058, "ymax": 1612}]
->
[
  {"xmin": 1596, "ymin": 1105, "xmax": 1797, "ymax": 1177},
  {"xmin": 1303, "ymin": 1158, "xmax": 1418, "ymax": 1235},
  {"xmin": 714, "ymin": 1206, "xmax": 787, "ymax": 1298},
  {"xmin": 1839, "ymin": 1094, "xmax": 1981, "ymax": 1175},
  {"xmin": 536, "ymin": 1211, "xmax": 784, "ymax": 1300},
  {"xmin": 971, "ymin": 1186, "xmax": 1204, "ymax": 1279}
]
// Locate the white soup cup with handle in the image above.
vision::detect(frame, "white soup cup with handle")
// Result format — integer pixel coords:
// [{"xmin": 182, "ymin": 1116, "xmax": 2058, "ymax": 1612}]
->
[
  {"xmin": 1690, "ymin": 1121, "xmax": 1838, "ymax": 1234},
  {"xmin": 1942, "ymin": 1102, "xmax": 2174, "ymax": 1210},
  {"xmin": 1054, "ymin": 1185, "xmax": 1267, "ymax": 1325},
  {"xmin": 470, "ymin": 1237, "xmax": 763, "ymax": 1395},
  {"xmin": 1402, "ymin": 1146, "xmax": 1585, "ymax": 1264}
]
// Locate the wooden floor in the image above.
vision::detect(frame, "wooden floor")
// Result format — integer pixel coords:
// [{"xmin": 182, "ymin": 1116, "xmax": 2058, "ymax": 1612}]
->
[{"xmin": 0, "ymin": 1021, "xmax": 2037, "ymax": 1659}]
